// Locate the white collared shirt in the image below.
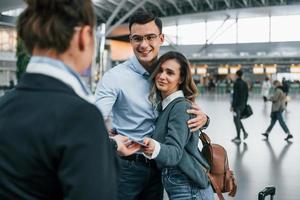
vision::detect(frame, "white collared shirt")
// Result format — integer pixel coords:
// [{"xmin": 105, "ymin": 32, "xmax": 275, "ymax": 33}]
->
[
  {"xmin": 26, "ymin": 56, "xmax": 95, "ymax": 104},
  {"xmin": 162, "ymin": 90, "xmax": 184, "ymax": 110}
]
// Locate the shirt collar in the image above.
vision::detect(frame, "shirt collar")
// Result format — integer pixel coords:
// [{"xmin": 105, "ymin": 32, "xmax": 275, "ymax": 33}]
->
[
  {"xmin": 162, "ymin": 90, "xmax": 184, "ymax": 110},
  {"xmin": 129, "ymin": 56, "xmax": 150, "ymax": 78},
  {"xmin": 26, "ymin": 56, "xmax": 95, "ymax": 104}
]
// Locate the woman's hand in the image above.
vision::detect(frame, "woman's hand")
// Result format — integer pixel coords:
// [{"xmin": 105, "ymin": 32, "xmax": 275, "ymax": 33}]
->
[{"xmin": 142, "ymin": 138, "xmax": 156, "ymax": 157}]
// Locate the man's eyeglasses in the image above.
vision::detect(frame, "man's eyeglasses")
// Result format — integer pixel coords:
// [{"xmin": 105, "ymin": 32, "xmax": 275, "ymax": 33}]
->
[{"xmin": 130, "ymin": 34, "xmax": 161, "ymax": 44}]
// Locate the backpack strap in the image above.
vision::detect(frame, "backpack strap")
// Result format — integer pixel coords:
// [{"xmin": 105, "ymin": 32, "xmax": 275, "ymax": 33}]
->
[
  {"xmin": 199, "ymin": 131, "xmax": 226, "ymax": 200},
  {"xmin": 207, "ymin": 173, "xmax": 225, "ymax": 200},
  {"xmin": 199, "ymin": 131, "xmax": 211, "ymax": 145}
]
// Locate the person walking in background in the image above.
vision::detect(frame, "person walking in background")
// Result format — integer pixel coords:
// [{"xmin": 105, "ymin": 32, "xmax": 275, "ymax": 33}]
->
[
  {"xmin": 282, "ymin": 77, "xmax": 290, "ymax": 107},
  {"xmin": 142, "ymin": 51, "xmax": 214, "ymax": 200},
  {"xmin": 231, "ymin": 69, "xmax": 249, "ymax": 142},
  {"xmin": 0, "ymin": 0, "xmax": 139, "ymax": 199},
  {"xmin": 262, "ymin": 80, "xmax": 293, "ymax": 141},
  {"xmin": 95, "ymin": 10, "xmax": 210, "ymax": 200},
  {"xmin": 282, "ymin": 77, "xmax": 289, "ymax": 96},
  {"xmin": 261, "ymin": 76, "xmax": 271, "ymax": 102}
]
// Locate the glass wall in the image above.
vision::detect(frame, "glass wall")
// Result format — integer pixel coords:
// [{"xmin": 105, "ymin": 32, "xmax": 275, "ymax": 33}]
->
[
  {"xmin": 163, "ymin": 25, "xmax": 177, "ymax": 46},
  {"xmin": 237, "ymin": 17, "xmax": 269, "ymax": 43},
  {"xmin": 163, "ymin": 14, "xmax": 300, "ymax": 45},
  {"xmin": 271, "ymin": 15, "xmax": 300, "ymax": 42},
  {"xmin": 178, "ymin": 22, "xmax": 206, "ymax": 45},
  {"xmin": 207, "ymin": 19, "xmax": 236, "ymax": 44}
]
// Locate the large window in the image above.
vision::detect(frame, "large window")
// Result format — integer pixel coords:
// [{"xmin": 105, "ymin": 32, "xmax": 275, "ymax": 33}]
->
[
  {"xmin": 237, "ymin": 17, "xmax": 269, "ymax": 43},
  {"xmin": 177, "ymin": 22, "xmax": 206, "ymax": 45},
  {"xmin": 163, "ymin": 25, "xmax": 177, "ymax": 46},
  {"xmin": 163, "ymin": 14, "xmax": 300, "ymax": 46},
  {"xmin": 271, "ymin": 15, "xmax": 300, "ymax": 42},
  {"xmin": 207, "ymin": 19, "xmax": 236, "ymax": 44}
]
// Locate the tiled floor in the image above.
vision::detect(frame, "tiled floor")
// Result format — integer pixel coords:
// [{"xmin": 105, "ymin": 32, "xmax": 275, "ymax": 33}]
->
[{"xmin": 164, "ymin": 93, "xmax": 300, "ymax": 200}]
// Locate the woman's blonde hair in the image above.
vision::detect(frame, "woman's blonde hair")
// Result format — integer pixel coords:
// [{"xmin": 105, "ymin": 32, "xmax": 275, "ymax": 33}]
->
[{"xmin": 149, "ymin": 51, "xmax": 198, "ymax": 105}]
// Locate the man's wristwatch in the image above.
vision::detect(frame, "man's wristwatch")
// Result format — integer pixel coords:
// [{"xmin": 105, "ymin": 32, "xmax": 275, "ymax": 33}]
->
[{"xmin": 201, "ymin": 115, "xmax": 210, "ymax": 130}]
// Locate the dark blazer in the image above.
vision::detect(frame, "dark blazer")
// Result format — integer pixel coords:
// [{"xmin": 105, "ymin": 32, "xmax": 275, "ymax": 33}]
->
[
  {"xmin": 153, "ymin": 97, "xmax": 210, "ymax": 188},
  {"xmin": 0, "ymin": 73, "xmax": 118, "ymax": 200},
  {"xmin": 232, "ymin": 77, "xmax": 248, "ymax": 111}
]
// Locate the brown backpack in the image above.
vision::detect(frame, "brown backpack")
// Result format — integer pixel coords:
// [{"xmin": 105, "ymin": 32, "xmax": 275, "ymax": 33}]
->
[{"xmin": 200, "ymin": 132, "xmax": 237, "ymax": 200}]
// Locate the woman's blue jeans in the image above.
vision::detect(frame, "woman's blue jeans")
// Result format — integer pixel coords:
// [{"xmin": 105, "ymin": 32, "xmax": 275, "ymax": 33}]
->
[
  {"xmin": 162, "ymin": 167, "xmax": 214, "ymax": 200},
  {"xmin": 266, "ymin": 111, "xmax": 290, "ymax": 134}
]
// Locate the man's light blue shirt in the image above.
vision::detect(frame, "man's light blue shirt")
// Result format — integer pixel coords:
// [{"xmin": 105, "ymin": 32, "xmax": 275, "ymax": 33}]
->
[{"xmin": 95, "ymin": 56, "xmax": 157, "ymax": 140}]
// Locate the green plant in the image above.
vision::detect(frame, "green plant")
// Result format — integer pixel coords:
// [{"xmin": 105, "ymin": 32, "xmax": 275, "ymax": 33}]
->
[{"xmin": 16, "ymin": 38, "xmax": 30, "ymax": 80}]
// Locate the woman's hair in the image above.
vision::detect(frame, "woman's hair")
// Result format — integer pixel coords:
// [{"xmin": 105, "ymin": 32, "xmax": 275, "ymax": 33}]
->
[
  {"xmin": 149, "ymin": 51, "xmax": 198, "ymax": 104},
  {"xmin": 17, "ymin": 0, "xmax": 96, "ymax": 54}
]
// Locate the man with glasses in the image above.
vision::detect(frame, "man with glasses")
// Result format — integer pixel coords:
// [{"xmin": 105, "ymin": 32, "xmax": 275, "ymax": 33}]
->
[{"xmin": 95, "ymin": 11, "xmax": 209, "ymax": 200}]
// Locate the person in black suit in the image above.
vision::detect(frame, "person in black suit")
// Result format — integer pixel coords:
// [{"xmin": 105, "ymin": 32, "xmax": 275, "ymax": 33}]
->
[
  {"xmin": 231, "ymin": 69, "xmax": 249, "ymax": 142},
  {"xmin": 0, "ymin": 0, "xmax": 139, "ymax": 199},
  {"xmin": 282, "ymin": 77, "xmax": 290, "ymax": 107}
]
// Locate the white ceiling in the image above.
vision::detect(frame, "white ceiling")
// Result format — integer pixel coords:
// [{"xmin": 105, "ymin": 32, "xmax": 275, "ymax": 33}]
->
[{"xmin": 2, "ymin": 0, "xmax": 300, "ymax": 31}]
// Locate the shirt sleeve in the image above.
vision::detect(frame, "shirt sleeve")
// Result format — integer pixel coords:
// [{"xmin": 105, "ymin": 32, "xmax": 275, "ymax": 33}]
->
[
  {"xmin": 143, "ymin": 139, "xmax": 161, "ymax": 159},
  {"xmin": 94, "ymin": 70, "xmax": 119, "ymax": 120}
]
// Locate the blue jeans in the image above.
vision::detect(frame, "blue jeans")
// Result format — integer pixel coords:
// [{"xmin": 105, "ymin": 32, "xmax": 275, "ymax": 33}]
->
[
  {"xmin": 266, "ymin": 111, "xmax": 290, "ymax": 134},
  {"xmin": 162, "ymin": 168, "xmax": 214, "ymax": 200},
  {"xmin": 117, "ymin": 158, "xmax": 163, "ymax": 200}
]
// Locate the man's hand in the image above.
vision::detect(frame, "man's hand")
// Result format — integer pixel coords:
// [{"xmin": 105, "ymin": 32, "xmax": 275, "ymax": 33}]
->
[
  {"xmin": 187, "ymin": 103, "xmax": 208, "ymax": 132},
  {"xmin": 112, "ymin": 135, "xmax": 141, "ymax": 156}
]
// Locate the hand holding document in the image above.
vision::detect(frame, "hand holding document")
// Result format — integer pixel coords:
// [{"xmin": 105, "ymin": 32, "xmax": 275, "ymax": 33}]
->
[{"xmin": 112, "ymin": 134, "xmax": 141, "ymax": 156}]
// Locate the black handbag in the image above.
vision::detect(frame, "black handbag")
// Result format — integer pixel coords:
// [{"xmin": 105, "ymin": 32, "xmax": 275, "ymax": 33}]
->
[{"xmin": 241, "ymin": 104, "xmax": 253, "ymax": 119}]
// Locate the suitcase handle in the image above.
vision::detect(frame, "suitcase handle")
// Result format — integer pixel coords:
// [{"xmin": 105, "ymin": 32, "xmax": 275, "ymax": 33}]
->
[{"xmin": 258, "ymin": 186, "xmax": 276, "ymax": 200}]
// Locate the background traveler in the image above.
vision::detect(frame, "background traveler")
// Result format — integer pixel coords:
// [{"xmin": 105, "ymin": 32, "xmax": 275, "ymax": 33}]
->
[
  {"xmin": 262, "ymin": 80, "xmax": 293, "ymax": 141},
  {"xmin": 231, "ymin": 69, "xmax": 249, "ymax": 142},
  {"xmin": 261, "ymin": 76, "xmax": 271, "ymax": 102}
]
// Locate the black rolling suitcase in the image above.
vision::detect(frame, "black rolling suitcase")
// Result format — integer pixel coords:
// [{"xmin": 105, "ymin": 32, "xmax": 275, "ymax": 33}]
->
[{"xmin": 258, "ymin": 186, "xmax": 276, "ymax": 200}]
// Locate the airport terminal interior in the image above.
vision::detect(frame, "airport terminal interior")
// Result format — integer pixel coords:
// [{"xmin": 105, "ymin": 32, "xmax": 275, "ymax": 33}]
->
[{"xmin": 1, "ymin": 0, "xmax": 300, "ymax": 199}]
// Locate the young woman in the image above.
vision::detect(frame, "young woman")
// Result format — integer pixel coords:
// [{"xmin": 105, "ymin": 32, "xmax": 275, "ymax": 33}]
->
[
  {"xmin": 262, "ymin": 80, "xmax": 293, "ymax": 141},
  {"xmin": 142, "ymin": 51, "xmax": 214, "ymax": 200}
]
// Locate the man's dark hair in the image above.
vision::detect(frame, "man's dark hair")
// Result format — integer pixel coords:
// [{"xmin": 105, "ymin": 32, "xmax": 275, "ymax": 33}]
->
[
  {"xmin": 236, "ymin": 69, "xmax": 243, "ymax": 77},
  {"xmin": 129, "ymin": 10, "xmax": 162, "ymax": 33}
]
